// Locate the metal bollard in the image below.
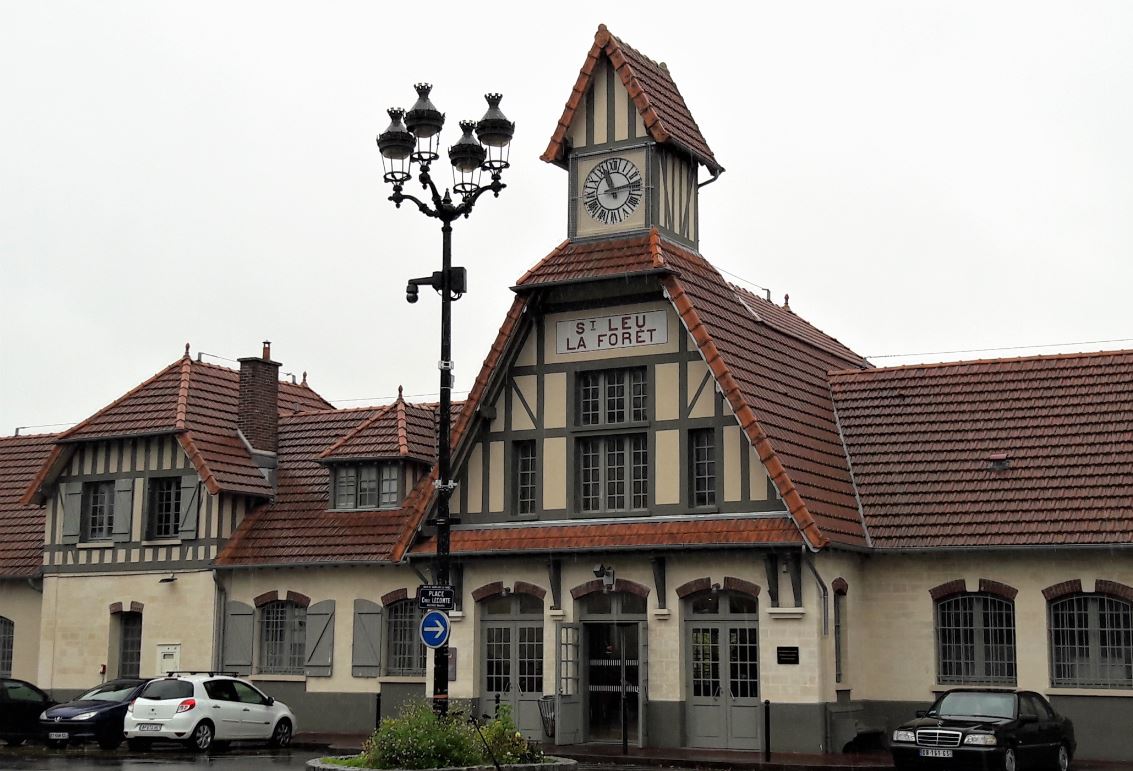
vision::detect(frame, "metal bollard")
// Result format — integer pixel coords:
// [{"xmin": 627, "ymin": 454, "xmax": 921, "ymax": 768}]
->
[{"xmin": 763, "ymin": 699, "xmax": 771, "ymax": 762}]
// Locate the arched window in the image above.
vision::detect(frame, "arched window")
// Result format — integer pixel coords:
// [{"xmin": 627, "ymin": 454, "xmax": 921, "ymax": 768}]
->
[
  {"xmin": 0, "ymin": 616, "xmax": 13, "ymax": 677},
  {"xmin": 386, "ymin": 600, "xmax": 426, "ymax": 676},
  {"xmin": 259, "ymin": 601, "xmax": 306, "ymax": 674},
  {"xmin": 1050, "ymin": 593, "xmax": 1133, "ymax": 688},
  {"xmin": 935, "ymin": 593, "xmax": 1016, "ymax": 685}
]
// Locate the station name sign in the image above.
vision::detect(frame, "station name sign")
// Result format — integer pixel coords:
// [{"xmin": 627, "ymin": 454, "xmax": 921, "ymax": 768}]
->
[{"xmin": 556, "ymin": 310, "xmax": 668, "ymax": 354}]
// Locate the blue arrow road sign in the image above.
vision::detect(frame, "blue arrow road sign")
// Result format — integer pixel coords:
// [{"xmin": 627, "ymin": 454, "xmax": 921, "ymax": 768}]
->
[{"xmin": 419, "ymin": 609, "xmax": 450, "ymax": 649}]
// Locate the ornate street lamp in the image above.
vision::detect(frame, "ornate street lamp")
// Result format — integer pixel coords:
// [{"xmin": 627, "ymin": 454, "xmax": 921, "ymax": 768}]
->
[{"xmin": 376, "ymin": 84, "xmax": 514, "ymax": 717}]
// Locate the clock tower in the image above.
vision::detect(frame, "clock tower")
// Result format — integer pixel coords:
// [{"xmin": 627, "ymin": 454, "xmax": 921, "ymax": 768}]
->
[{"xmin": 542, "ymin": 24, "xmax": 723, "ymax": 249}]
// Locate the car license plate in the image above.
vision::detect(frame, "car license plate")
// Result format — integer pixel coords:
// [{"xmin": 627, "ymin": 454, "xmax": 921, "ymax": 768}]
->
[
  {"xmin": 48, "ymin": 732, "xmax": 69, "ymax": 740},
  {"xmin": 919, "ymin": 749, "xmax": 953, "ymax": 758},
  {"xmin": 139, "ymin": 723, "xmax": 162, "ymax": 732}
]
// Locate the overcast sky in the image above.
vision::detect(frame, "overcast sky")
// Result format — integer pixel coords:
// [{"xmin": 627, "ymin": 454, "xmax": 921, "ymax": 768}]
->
[{"xmin": 2, "ymin": 1, "xmax": 1131, "ymax": 435}]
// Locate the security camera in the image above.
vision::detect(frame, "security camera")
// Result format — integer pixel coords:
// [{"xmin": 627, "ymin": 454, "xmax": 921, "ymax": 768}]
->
[{"xmin": 593, "ymin": 564, "xmax": 606, "ymax": 578}]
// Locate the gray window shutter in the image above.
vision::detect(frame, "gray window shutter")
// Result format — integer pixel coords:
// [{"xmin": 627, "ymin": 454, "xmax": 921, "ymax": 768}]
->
[
  {"xmin": 304, "ymin": 600, "xmax": 335, "ymax": 677},
  {"xmin": 178, "ymin": 475, "xmax": 199, "ymax": 540},
  {"xmin": 60, "ymin": 482, "xmax": 83, "ymax": 545},
  {"xmin": 112, "ymin": 479, "xmax": 134, "ymax": 543},
  {"xmin": 222, "ymin": 601, "xmax": 254, "ymax": 676},
  {"xmin": 351, "ymin": 599, "xmax": 383, "ymax": 677}
]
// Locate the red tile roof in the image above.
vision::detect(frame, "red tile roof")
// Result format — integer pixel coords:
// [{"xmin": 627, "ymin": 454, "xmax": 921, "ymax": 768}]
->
[
  {"xmin": 399, "ymin": 231, "xmax": 872, "ymax": 553},
  {"xmin": 320, "ymin": 393, "xmax": 442, "ymax": 464},
  {"xmin": 542, "ymin": 25, "xmax": 721, "ymax": 175},
  {"xmin": 411, "ymin": 516, "xmax": 802, "ymax": 556},
  {"xmin": 829, "ymin": 350, "xmax": 1133, "ymax": 549},
  {"xmin": 515, "ymin": 230, "xmax": 667, "ymax": 288},
  {"xmin": 0, "ymin": 433, "xmax": 55, "ymax": 578},
  {"xmin": 23, "ymin": 355, "xmax": 334, "ymax": 503},
  {"xmin": 215, "ymin": 407, "xmax": 437, "ymax": 566}
]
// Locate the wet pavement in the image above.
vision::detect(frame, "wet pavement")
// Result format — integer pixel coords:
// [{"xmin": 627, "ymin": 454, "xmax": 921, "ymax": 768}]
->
[{"xmin": 0, "ymin": 746, "xmax": 683, "ymax": 771}]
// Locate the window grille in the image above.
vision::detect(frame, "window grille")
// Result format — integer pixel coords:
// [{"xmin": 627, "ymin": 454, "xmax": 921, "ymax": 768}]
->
[
  {"xmin": 335, "ymin": 467, "xmax": 357, "ymax": 509},
  {"xmin": 147, "ymin": 478, "xmax": 180, "ymax": 539},
  {"xmin": 83, "ymin": 481, "xmax": 115, "ymax": 541},
  {"xmin": 518, "ymin": 625, "xmax": 544, "ymax": 693},
  {"xmin": 578, "ymin": 435, "xmax": 647, "ymax": 513},
  {"xmin": 387, "ymin": 600, "xmax": 426, "ymax": 675},
  {"xmin": 691, "ymin": 428, "xmax": 716, "ymax": 507},
  {"xmin": 936, "ymin": 593, "xmax": 1016, "ymax": 685},
  {"xmin": 358, "ymin": 465, "xmax": 379, "ymax": 508},
  {"xmin": 515, "ymin": 441, "xmax": 537, "ymax": 515},
  {"xmin": 1050, "ymin": 594, "xmax": 1133, "ymax": 688},
  {"xmin": 119, "ymin": 612, "xmax": 142, "ymax": 678},
  {"xmin": 260, "ymin": 601, "xmax": 306, "ymax": 675},
  {"xmin": 0, "ymin": 616, "xmax": 12, "ymax": 678}
]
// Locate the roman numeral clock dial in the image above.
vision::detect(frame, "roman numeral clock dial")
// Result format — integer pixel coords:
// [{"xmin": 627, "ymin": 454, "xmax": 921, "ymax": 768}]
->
[{"xmin": 582, "ymin": 157, "xmax": 643, "ymax": 225}]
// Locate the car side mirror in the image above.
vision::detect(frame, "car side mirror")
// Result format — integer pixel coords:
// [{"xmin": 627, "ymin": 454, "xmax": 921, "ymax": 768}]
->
[
  {"xmin": 915, "ymin": 710, "xmax": 927, "ymax": 718},
  {"xmin": 265, "ymin": 696, "xmax": 275, "ymax": 706},
  {"xmin": 1018, "ymin": 713, "xmax": 1037, "ymax": 724}
]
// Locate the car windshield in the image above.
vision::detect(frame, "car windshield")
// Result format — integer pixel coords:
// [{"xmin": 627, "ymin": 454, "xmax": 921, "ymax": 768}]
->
[
  {"xmin": 77, "ymin": 681, "xmax": 142, "ymax": 702},
  {"xmin": 138, "ymin": 679, "xmax": 193, "ymax": 700},
  {"xmin": 932, "ymin": 692, "xmax": 1015, "ymax": 719}
]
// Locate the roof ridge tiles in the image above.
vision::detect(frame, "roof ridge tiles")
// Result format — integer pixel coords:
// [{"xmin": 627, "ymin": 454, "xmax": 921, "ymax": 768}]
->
[
  {"xmin": 829, "ymin": 347, "xmax": 1133, "ymax": 378},
  {"xmin": 318, "ymin": 401, "xmax": 398, "ymax": 460},
  {"xmin": 174, "ymin": 355, "xmax": 192, "ymax": 430}
]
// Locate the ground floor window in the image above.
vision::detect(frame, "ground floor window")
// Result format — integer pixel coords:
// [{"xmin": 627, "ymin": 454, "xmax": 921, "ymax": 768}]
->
[
  {"xmin": 386, "ymin": 600, "xmax": 426, "ymax": 676},
  {"xmin": 936, "ymin": 593, "xmax": 1016, "ymax": 685},
  {"xmin": 1050, "ymin": 593, "xmax": 1133, "ymax": 688},
  {"xmin": 259, "ymin": 601, "xmax": 306, "ymax": 674},
  {"xmin": 0, "ymin": 616, "xmax": 13, "ymax": 677}
]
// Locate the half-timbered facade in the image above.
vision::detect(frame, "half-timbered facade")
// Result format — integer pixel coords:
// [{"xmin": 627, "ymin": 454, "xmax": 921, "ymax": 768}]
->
[{"xmin": 2, "ymin": 23, "xmax": 1132, "ymax": 762}]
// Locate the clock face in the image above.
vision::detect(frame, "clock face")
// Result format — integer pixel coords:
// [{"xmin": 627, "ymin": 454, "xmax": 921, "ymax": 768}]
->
[{"xmin": 582, "ymin": 157, "xmax": 643, "ymax": 225}]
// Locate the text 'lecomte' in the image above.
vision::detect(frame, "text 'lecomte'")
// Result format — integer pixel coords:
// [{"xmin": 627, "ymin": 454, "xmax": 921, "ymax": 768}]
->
[{"xmin": 556, "ymin": 310, "xmax": 668, "ymax": 354}]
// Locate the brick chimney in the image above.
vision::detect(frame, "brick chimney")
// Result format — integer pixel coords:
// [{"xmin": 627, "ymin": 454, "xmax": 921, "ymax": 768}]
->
[{"xmin": 238, "ymin": 341, "xmax": 281, "ymax": 453}]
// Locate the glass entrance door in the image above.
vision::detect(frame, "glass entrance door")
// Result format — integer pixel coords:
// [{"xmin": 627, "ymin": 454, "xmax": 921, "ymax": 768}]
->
[
  {"xmin": 585, "ymin": 622, "xmax": 639, "ymax": 743},
  {"xmin": 480, "ymin": 593, "xmax": 545, "ymax": 738}
]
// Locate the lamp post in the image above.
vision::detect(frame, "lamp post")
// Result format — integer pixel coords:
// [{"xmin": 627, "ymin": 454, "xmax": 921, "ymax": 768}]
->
[{"xmin": 376, "ymin": 83, "xmax": 514, "ymax": 717}]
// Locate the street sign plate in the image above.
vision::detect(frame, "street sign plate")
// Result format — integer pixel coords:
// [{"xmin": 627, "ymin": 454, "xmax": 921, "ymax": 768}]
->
[
  {"xmin": 418, "ymin": 584, "xmax": 456, "ymax": 611},
  {"xmin": 420, "ymin": 609, "xmax": 451, "ymax": 649}
]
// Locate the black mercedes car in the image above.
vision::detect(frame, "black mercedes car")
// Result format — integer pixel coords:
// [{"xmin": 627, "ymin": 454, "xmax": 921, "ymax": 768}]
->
[
  {"xmin": 891, "ymin": 689, "xmax": 1075, "ymax": 771},
  {"xmin": 40, "ymin": 678, "xmax": 148, "ymax": 750}
]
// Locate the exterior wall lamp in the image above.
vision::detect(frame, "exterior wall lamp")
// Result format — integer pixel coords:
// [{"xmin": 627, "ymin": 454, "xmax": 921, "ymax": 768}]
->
[
  {"xmin": 593, "ymin": 563, "xmax": 616, "ymax": 591},
  {"xmin": 376, "ymin": 82, "xmax": 514, "ymax": 718}
]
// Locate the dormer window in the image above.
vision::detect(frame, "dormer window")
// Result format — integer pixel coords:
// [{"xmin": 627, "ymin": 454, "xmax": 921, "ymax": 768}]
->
[{"xmin": 332, "ymin": 462, "xmax": 400, "ymax": 510}]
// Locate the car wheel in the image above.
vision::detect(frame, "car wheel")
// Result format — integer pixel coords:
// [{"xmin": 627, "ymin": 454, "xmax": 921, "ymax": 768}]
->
[
  {"xmin": 186, "ymin": 721, "xmax": 214, "ymax": 753},
  {"xmin": 1004, "ymin": 747, "xmax": 1018, "ymax": 771},
  {"xmin": 268, "ymin": 718, "xmax": 292, "ymax": 748},
  {"xmin": 126, "ymin": 738, "xmax": 152, "ymax": 752},
  {"xmin": 1056, "ymin": 743, "xmax": 1071, "ymax": 771}
]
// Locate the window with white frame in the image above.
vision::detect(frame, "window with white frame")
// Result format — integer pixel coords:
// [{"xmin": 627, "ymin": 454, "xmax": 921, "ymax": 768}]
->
[
  {"xmin": 146, "ymin": 477, "xmax": 181, "ymax": 540},
  {"xmin": 935, "ymin": 593, "xmax": 1016, "ymax": 685},
  {"xmin": 332, "ymin": 463, "xmax": 400, "ymax": 510},
  {"xmin": 690, "ymin": 428, "xmax": 716, "ymax": 507},
  {"xmin": 259, "ymin": 601, "xmax": 306, "ymax": 674},
  {"xmin": 514, "ymin": 441, "xmax": 537, "ymax": 515},
  {"xmin": 0, "ymin": 616, "xmax": 13, "ymax": 677},
  {"xmin": 82, "ymin": 481, "xmax": 115, "ymax": 541},
  {"xmin": 386, "ymin": 600, "xmax": 426, "ymax": 675},
  {"xmin": 1049, "ymin": 593, "xmax": 1133, "ymax": 689},
  {"xmin": 574, "ymin": 367, "xmax": 649, "ymax": 514}
]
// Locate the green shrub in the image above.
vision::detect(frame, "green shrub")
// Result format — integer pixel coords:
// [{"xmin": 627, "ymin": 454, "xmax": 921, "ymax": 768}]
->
[
  {"xmin": 362, "ymin": 702, "xmax": 482, "ymax": 769},
  {"xmin": 338, "ymin": 701, "xmax": 546, "ymax": 769}
]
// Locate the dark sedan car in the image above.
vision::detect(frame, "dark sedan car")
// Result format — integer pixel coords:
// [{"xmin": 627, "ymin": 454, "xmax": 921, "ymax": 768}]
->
[
  {"xmin": 1, "ymin": 678, "xmax": 55, "ymax": 746},
  {"xmin": 40, "ymin": 679, "xmax": 148, "ymax": 750},
  {"xmin": 891, "ymin": 689, "xmax": 1075, "ymax": 771}
]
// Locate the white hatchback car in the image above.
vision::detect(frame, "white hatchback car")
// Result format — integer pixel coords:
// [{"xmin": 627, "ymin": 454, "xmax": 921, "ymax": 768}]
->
[{"xmin": 123, "ymin": 673, "xmax": 296, "ymax": 752}]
